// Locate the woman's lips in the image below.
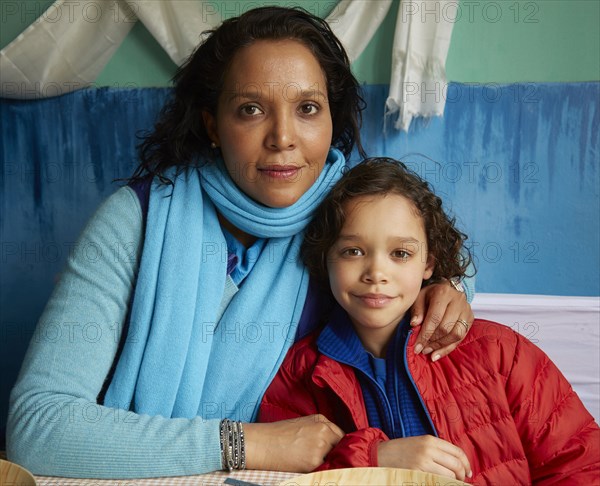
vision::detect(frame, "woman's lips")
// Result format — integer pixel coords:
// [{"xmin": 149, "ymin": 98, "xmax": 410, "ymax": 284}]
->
[
  {"xmin": 354, "ymin": 293, "xmax": 395, "ymax": 308},
  {"xmin": 259, "ymin": 165, "xmax": 301, "ymax": 180}
]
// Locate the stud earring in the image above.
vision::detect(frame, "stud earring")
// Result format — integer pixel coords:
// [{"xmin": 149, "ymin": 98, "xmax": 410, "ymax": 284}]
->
[{"xmin": 210, "ymin": 141, "xmax": 218, "ymax": 149}]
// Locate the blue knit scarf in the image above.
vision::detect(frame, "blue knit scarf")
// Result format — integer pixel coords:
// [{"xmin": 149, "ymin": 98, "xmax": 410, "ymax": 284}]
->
[{"xmin": 104, "ymin": 148, "xmax": 345, "ymax": 421}]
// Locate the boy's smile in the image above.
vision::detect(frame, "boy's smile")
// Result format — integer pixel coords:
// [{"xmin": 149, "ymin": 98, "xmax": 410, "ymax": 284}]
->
[
  {"xmin": 353, "ymin": 293, "xmax": 396, "ymax": 308},
  {"xmin": 327, "ymin": 194, "xmax": 434, "ymax": 357}
]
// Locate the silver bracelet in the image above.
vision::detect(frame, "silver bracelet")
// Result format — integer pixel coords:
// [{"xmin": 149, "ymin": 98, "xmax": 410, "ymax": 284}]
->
[
  {"xmin": 449, "ymin": 276, "xmax": 465, "ymax": 293},
  {"xmin": 219, "ymin": 419, "xmax": 246, "ymax": 471},
  {"xmin": 238, "ymin": 421, "xmax": 246, "ymax": 470},
  {"xmin": 219, "ymin": 419, "xmax": 227, "ymax": 470}
]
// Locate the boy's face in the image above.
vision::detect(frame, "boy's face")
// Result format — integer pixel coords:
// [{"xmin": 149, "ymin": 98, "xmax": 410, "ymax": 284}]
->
[{"xmin": 327, "ymin": 194, "xmax": 434, "ymax": 356}]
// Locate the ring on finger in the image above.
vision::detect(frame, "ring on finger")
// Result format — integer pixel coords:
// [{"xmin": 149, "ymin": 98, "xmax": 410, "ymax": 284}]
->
[{"xmin": 456, "ymin": 318, "xmax": 469, "ymax": 331}]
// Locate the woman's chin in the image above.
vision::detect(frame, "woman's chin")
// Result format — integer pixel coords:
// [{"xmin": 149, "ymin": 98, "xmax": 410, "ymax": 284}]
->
[{"xmin": 255, "ymin": 193, "xmax": 303, "ymax": 209}]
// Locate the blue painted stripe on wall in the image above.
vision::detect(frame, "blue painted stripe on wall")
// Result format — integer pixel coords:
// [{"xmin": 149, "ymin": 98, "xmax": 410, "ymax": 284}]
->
[
  {"xmin": 0, "ymin": 88, "xmax": 172, "ymax": 442},
  {"xmin": 355, "ymin": 82, "xmax": 599, "ymax": 297}
]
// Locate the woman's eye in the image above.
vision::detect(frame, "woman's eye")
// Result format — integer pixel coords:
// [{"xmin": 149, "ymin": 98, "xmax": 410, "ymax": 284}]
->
[
  {"xmin": 299, "ymin": 102, "xmax": 319, "ymax": 115},
  {"xmin": 342, "ymin": 248, "xmax": 363, "ymax": 257},
  {"xmin": 240, "ymin": 105, "xmax": 263, "ymax": 116}
]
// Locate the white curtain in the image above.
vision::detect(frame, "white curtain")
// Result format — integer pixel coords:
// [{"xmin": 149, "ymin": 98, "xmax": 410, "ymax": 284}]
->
[
  {"xmin": 0, "ymin": 0, "xmax": 455, "ymax": 131},
  {"xmin": 132, "ymin": 0, "xmax": 218, "ymax": 65},
  {"xmin": 0, "ymin": 0, "xmax": 219, "ymax": 99},
  {"xmin": 0, "ymin": 1, "xmax": 137, "ymax": 98},
  {"xmin": 326, "ymin": 0, "xmax": 393, "ymax": 62},
  {"xmin": 386, "ymin": 0, "xmax": 456, "ymax": 130}
]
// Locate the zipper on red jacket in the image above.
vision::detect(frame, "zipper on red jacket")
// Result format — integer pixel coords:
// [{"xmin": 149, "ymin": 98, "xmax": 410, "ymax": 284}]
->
[
  {"xmin": 319, "ymin": 348, "xmax": 397, "ymax": 436},
  {"xmin": 404, "ymin": 330, "xmax": 439, "ymax": 437}
]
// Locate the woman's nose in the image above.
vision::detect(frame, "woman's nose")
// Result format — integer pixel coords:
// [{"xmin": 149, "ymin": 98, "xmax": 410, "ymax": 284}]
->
[{"xmin": 266, "ymin": 111, "xmax": 296, "ymax": 150}]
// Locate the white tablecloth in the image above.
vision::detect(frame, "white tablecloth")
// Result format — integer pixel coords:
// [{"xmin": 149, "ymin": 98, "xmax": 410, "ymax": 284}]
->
[{"xmin": 36, "ymin": 469, "xmax": 298, "ymax": 486}]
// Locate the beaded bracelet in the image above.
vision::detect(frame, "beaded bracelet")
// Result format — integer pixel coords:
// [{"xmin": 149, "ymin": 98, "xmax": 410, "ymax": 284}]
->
[{"xmin": 219, "ymin": 418, "xmax": 246, "ymax": 471}]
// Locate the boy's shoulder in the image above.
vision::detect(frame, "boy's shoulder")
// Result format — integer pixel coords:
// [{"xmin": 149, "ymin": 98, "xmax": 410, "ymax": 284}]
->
[
  {"xmin": 281, "ymin": 331, "xmax": 322, "ymax": 376},
  {"xmin": 410, "ymin": 318, "xmax": 522, "ymax": 357},
  {"xmin": 467, "ymin": 318, "xmax": 521, "ymax": 343},
  {"xmin": 458, "ymin": 318, "xmax": 522, "ymax": 356},
  {"xmin": 450, "ymin": 318, "xmax": 548, "ymax": 373}
]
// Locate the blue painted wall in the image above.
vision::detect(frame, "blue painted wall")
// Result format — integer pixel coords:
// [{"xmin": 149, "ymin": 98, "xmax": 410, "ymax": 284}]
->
[
  {"xmin": 1, "ymin": 82, "xmax": 599, "ymax": 444},
  {"xmin": 1, "ymin": 88, "xmax": 172, "ymax": 444},
  {"xmin": 358, "ymin": 83, "xmax": 599, "ymax": 296}
]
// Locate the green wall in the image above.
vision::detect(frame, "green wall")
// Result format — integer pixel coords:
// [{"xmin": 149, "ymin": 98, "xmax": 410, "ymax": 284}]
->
[
  {"xmin": 1, "ymin": 0, "xmax": 599, "ymax": 87},
  {"xmin": 446, "ymin": 0, "xmax": 600, "ymax": 82}
]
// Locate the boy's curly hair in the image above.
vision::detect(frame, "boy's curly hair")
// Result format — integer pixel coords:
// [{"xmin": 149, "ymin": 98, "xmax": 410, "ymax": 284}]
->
[{"xmin": 302, "ymin": 157, "xmax": 474, "ymax": 286}]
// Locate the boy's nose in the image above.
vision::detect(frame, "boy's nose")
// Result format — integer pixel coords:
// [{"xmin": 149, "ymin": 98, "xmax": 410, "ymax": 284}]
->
[{"xmin": 361, "ymin": 256, "xmax": 389, "ymax": 284}]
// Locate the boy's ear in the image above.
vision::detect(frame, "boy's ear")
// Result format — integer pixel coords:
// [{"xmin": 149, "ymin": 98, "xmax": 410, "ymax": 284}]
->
[
  {"xmin": 202, "ymin": 110, "xmax": 220, "ymax": 147},
  {"xmin": 423, "ymin": 254, "xmax": 435, "ymax": 280}
]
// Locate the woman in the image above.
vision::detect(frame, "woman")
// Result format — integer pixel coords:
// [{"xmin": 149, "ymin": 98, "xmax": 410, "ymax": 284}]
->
[{"xmin": 7, "ymin": 7, "xmax": 474, "ymax": 478}]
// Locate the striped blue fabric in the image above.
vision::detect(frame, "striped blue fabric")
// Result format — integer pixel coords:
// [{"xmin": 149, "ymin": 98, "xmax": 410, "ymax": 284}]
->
[{"xmin": 221, "ymin": 228, "xmax": 267, "ymax": 287}]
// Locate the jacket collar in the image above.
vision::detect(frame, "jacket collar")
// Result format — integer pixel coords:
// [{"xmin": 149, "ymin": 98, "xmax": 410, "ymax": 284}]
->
[
  {"xmin": 317, "ymin": 305, "xmax": 412, "ymax": 374},
  {"xmin": 317, "ymin": 305, "xmax": 371, "ymax": 371}
]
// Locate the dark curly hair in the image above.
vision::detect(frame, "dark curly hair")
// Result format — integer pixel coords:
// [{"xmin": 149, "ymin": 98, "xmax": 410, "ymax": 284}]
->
[
  {"xmin": 131, "ymin": 6, "xmax": 365, "ymax": 183},
  {"xmin": 302, "ymin": 158, "xmax": 474, "ymax": 286}
]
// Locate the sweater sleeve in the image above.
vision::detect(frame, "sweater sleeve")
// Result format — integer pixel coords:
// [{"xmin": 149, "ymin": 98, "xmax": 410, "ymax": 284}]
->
[
  {"xmin": 506, "ymin": 333, "xmax": 600, "ymax": 484},
  {"xmin": 462, "ymin": 258, "xmax": 475, "ymax": 304},
  {"xmin": 6, "ymin": 187, "xmax": 222, "ymax": 478},
  {"xmin": 462, "ymin": 276, "xmax": 475, "ymax": 305}
]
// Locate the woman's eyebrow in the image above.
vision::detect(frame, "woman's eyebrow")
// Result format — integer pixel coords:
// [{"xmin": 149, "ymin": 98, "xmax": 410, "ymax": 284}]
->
[
  {"xmin": 223, "ymin": 87, "xmax": 327, "ymax": 103},
  {"xmin": 301, "ymin": 88, "xmax": 327, "ymax": 99},
  {"xmin": 224, "ymin": 91, "xmax": 259, "ymax": 103}
]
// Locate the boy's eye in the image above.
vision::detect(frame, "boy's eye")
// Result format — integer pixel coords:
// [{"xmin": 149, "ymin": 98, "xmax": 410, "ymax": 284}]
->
[
  {"xmin": 240, "ymin": 104, "xmax": 263, "ymax": 116},
  {"xmin": 299, "ymin": 102, "xmax": 319, "ymax": 115},
  {"xmin": 341, "ymin": 248, "xmax": 363, "ymax": 257},
  {"xmin": 392, "ymin": 249, "xmax": 410, "ymax": 260}
]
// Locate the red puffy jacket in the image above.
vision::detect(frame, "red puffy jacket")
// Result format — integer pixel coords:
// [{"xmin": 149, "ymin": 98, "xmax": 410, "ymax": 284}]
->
[{"xmin": 259, "ymin": 319, "xmax": 600, "ymax": 484}]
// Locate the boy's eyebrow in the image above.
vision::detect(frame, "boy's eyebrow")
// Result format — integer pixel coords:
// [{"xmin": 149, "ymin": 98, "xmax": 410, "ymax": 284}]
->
[
  {"xmin": 390, "ymin": 236, "xmax": 421, "ymax": 244},
  {"xmin": 336, "ymin": 234, "xmax": 421, "ymax": 244},
  {"xmin": 336, "ymin": 234, "xmax": 361, "ymax": 242}
]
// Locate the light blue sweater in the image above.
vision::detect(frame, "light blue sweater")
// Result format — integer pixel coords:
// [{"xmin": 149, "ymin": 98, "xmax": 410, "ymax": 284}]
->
[{"xmin": 7, "ymin": 187, "xmax": 222, "ymax": 478}]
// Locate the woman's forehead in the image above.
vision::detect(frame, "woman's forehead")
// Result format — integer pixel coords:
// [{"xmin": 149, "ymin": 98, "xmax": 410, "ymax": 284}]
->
[{"xmin": 220, "ymin": 39, "xmax": 327, "ymax": 94}]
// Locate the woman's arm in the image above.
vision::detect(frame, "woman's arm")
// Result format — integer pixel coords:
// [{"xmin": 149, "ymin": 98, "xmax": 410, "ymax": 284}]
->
[{"xmin": 6, "ymin": 187, "xmax": 222, "ymax": 478}]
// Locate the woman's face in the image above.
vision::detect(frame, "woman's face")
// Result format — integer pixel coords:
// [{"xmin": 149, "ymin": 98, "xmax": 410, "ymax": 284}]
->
[{"xmin": 204, "ymin": 39, "xmax": 333, "ymax": 208}]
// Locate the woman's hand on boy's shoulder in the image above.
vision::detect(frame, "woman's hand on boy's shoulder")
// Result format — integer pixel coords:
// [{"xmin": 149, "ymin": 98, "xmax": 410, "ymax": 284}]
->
[{"xmin": 410, "ymin": 281, "xmax": 474, "ymax": 361}]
